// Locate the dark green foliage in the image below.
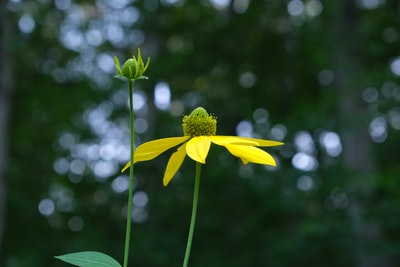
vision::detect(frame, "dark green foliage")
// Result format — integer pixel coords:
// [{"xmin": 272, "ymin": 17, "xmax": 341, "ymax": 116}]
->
[{"xmin": 2, "ymin": 0, "xmax": 400, "ymax": 267}]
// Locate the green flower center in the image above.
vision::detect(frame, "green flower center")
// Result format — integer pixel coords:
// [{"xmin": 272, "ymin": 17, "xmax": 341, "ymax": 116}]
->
[{"xmin": 182, "ymin": 107, "xmax": 217, "ymax": 136}]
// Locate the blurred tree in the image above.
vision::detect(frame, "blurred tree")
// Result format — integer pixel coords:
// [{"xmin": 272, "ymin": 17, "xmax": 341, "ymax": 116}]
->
[
  {"xmin": 2, "ymin": 0, "xmax": 400, "ymax": 267},
  {"xmin": 0, "ymin": 0, "xmax": 14, "ymax": 260}
]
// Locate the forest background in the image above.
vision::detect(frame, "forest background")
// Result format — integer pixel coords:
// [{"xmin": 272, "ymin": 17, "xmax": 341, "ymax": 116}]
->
[{"xmin": 1, "ymin": 0, "xmax": 400, "ymax": 266}]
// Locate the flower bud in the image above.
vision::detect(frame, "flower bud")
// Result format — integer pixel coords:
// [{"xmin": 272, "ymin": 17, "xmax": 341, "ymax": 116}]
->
[
  {"xmin": 114, "ymin": 48, "xmax": 150, "ymax": 81},
  {"xmin": 121, "ymin": 58, "xmax": 138, "ymax": 79}
]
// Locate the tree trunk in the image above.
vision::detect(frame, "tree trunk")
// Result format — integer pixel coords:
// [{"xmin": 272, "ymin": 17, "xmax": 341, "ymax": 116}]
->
[
  {"xmin": 334, "ymin": 1, "xmax": 392, "ymax": 266},
  {"xmin": 0, "ymin": 1, "xmax": 13, "ymax": 262}
]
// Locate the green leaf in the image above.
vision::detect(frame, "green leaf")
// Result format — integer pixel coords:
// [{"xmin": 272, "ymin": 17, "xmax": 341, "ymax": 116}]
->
[{"xmin": 55, "ymin": 251, "xmax": 121, "ymax": 267}]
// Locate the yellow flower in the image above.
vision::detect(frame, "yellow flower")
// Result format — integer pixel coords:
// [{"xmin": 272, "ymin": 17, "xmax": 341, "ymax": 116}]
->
[{"xmin": 122, "ymin": 107, "xmax": 283, "ymax": 186}]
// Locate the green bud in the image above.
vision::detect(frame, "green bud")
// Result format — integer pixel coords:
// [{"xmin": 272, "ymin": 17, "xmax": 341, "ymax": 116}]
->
[
  {"xmin": 114, "ymin": 48, "xmax": 150, "ymax": 81},
  {"xmin": 121, "ymin": 58, "xmax": 138, "ymax": 79}
]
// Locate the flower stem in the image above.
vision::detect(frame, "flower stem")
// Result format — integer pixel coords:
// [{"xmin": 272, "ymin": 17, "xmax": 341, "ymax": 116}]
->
[
  {"xmin": 123, "ymin": 80, "xmax": 135, "ymax": 267},
  {"xmin": 183, "ymin": 162, "xmax": 202, "ymax": 267}
]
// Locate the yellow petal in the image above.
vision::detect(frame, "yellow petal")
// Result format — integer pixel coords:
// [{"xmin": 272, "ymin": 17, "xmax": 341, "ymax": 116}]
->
[
  {"xmin": 226, "ymin": 136, "xmax": 284, "ymax": 147},
  {"xmin": 163, "ymin": 144, "xmax": 187, "ymax": 186},
  {"xmin": 134, "ymin": 136, "xmax": 190, "ymax": 163},
  {"xmin": 224, "ymin": 144, "xmax": 277, "ymax": 166},
  {"xmin": 186, "ymin": 136, "xmax": 211, "ymax": 163},
  {"xmin": 209, "ymin": 136, "xmax": 259, "ymax": 146},
  {"xmin": 121, "ymin": 162, "xmax": 131, "ymax": 173}
]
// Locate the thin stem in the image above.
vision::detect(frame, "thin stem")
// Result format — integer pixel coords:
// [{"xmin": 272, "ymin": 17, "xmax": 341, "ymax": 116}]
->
[
  {"xmin": 183, "ymin": 162, "xmax": 202, "ymax": 267},
  {"xmin": 123, "ymin": 80, "xmax": 135, "ymax": 267}
]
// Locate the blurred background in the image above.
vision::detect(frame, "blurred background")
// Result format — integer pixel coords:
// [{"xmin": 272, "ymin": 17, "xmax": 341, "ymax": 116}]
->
[{"xmin": 1, "ymin": 0, "xmax": 400, "ymax": 266}]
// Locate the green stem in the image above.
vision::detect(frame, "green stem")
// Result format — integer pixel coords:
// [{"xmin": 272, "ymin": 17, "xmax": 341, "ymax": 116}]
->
[
  {"xmin": 123, "ymin": 80, "xmax": 135, "ymax": 267},
  {"xmin": 183, "ymin": 162, "xmax": 202, "ymax": 267}
]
